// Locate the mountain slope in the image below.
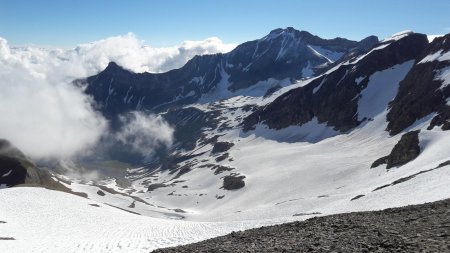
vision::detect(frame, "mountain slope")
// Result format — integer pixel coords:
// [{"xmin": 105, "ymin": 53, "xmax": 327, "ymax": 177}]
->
[
  {"xmin": 387, "ymin": 33, "xmax": 450, "ymax": 134},
  {"xmin": 154, "ymin": 198, "xmax": 450, "ymax": 253},
  {"xmin": 97, "ymin": 31, "xmax": 450, "ymax": 223},
  {"xmin": 80, "ymin": 28, "xmax": 378, "ymax": 120},
  {"xmin": 0, "ymin": 187, "xmax": 294, "ymax": 252},
  {"xmin": 243, "ymin": 32, "xmax": 429, "ymax": 132},
  {"xmin": 0, "ymin": 139, "xmax": 79, "ymax": 194}
]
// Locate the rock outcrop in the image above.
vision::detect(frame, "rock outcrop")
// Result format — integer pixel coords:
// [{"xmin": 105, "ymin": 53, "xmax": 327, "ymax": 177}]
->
[
  {"xmin": 243, "ymin": 33, "xmax": 429, "ymax": 132},
  {"xmin": 371, "ymin": 130, "xmax": 421, "ymax": 169},
  {"xmin": 387, "ymin": 33, "xmax": 450, "ymax": 134},
  {"xmin": 0, "ymin": 139, "xmax": 85, "ymax": 196},
  {"xmin": 153, "ymin": 198, "xmax": 450, "ymax": 253}
]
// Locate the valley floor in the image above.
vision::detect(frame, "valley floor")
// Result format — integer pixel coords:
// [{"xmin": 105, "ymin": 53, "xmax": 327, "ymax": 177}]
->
[{"xmin": 154, "ymin": 198, "xmax": 450, "ymax": 253}]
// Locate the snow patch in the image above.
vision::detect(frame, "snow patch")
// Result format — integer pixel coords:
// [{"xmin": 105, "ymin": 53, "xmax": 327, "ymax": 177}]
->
[
  {"xmin": 382, "ymin": 30, "xmax": 413, "ymax": 42},
  {"xmin": 1, "ymin": 169, "xmax": 12, "ymax": 177},
  {"xmin": 435, "ymin": 66, "xmax": 450, "ymax": 89},
  {"xmin": 355, "ymin": 76, "xmax": 365, "ymax": 85},
  {"xmin": 308, "ymin": 45, "xmax": 344, "ymax": 63},
  {"xmin": 357, "ymin": 60, "xmax": 415, "ymax": 121},
  {"xmin": 301, "ymin": 62, "xmax": 314, "ymax": 78},
  {"xmin": 418, "ymin": 50, "xmax": 450, "ymax": 64},
  {"xmin": 427, "ymin": 34, "xmax": 444, "ymax": 42},
  {"xmin": 312, "ymin": 77, "xmax": 327, "ymax": 94}
]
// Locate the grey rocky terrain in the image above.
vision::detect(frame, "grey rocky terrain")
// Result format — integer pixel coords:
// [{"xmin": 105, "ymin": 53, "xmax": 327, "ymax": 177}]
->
[{"xmin": 153, "ymin": 198, "xmax": 450, "ymax": 252}]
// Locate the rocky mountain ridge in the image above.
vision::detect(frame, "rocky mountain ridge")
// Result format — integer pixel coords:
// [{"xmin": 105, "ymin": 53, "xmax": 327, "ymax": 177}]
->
[{"xmin": 80, "ymin": 28, "xmax": 378, "ymax": 123}]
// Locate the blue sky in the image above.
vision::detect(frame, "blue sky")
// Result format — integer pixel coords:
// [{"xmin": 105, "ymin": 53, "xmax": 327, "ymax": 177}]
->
[{"xmin": 1, "ymin": 0, "xmax": 449, "ymax": 46}]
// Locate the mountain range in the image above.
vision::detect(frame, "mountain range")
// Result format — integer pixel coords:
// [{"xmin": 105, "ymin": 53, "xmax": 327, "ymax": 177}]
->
[{"xmin": 1, "ymin": 27, "xmax": 450, "ymax": 252}]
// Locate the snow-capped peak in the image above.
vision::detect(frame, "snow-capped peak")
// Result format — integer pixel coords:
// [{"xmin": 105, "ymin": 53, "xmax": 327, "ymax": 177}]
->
[{"xmin": 382, "ymin": 30, "xmax": 414, "ymax": 42}]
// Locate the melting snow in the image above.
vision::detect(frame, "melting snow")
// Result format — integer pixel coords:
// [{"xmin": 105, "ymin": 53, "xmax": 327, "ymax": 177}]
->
[{"xmin": 357, "ymin": 60, "xmax": 414, "ymax": 121}]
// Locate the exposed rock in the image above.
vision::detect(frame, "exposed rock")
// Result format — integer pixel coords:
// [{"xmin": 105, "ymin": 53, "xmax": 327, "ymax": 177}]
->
[
  {"xmin": 370, "ymin": 156, "xmax": 388, "ymax": 168},
  {"xmin": 226, "ymin": 28, "xmax": 378, "ymax": 91},
  {"xmin": 105, "ymin": 204, "xmax": 141, "ymax": 215},
  {"xmin": 371, "ymin": 130, "xmax": 420, "ymax": 169},
  {"xmin": 212, "ymin": 165, "xmax": 235, "ymax": 175},
  {"xmin": 222, "ymin": 175, "xmax": 245, "ymax": 190},
  {"xmin": 351, "ymin": 194, "xmax": 365, "ymax": 201},
  {"xmin": 80, "ymin": 28, "xmax": 378, "ymax": 164},
  {"xmin": 264, "ymin": 85, "xmax": 282, "ymax": 97},
  {"xmin": 211, "ymin": 142, "xmax": 234, "ymax": 154},
  {"xmin": 173, "ymin": 166, "xmax": 191, "ymax": 179},
  {"xmin": 0, "ymin": 139, "xmax": 85, "ymax": 197},
  {"xmin": 243, "ymin": 33, "xmax": 428, "ymax": 133},
  {"xmin": 0, "ymin": 237, "xmax": 15, "ymax": 240},
  {"xmin": 97, "ymin": 190, "xmax": 106, "ymax": 196},
  {"xmin": 372, "ymin": 184, "xmax": 391, "ymax": 192},
  {"xmin": 147, "ymin": 183, "xmax": 168, "ymax": 192},
  {"xmin": 153, "ymin": 198, "xmax": 450, "ymax": 253},
  {"xmin": 163, "ymin": 107, "xmax": 220, "ymax": 151},
  {"xmin": 387, "ymin": 33, "xmax": 450, "ymax": 134},
  {"xmin": 372, "ymin": 160, "xmax": 450, "ymax": 192},
  {"xmin": 215, "ymin": 153, "xmax": 229, "ymax": 162},
  {"xmin": 293, "ymin": 212, "xmax": 321, "ymax": 217}
]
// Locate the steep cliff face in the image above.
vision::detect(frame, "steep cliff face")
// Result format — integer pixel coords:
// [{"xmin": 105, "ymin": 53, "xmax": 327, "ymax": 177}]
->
[
  {"xmin": 224, "ymin": 27, "xmax": 377, "ymax": 91},
  {"xmin": 82, "ymin": 54, "xmax": 223, "ymax": 121},
  {"xmin": 387, "ymin": 33, "xmax": 450, "ymax": 135},
  {"xmin": 0, "ymin": 139, "xmax": 81, "ymax": 195},
  {"xmin": 243, "ymin": 32, "xmax": 429, "ymax": 132}
]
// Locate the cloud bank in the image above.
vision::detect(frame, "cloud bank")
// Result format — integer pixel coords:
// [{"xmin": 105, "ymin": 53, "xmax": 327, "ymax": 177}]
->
[
  {"xmin": 115, "ymin": 112, "xmax": 174, "ymax": 158},
  {"xmin": 0, "ymin": 34, "xmax": 235, "ymax": 159},
  {"xmin": 0, "ymin": 39, "xmax": 107, "ymax": 158}
]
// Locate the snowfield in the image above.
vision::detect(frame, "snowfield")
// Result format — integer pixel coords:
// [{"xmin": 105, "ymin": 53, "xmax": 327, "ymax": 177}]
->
[{"xmin": 0, "ymin": 187, "xmax": 295, "ymax": 253}]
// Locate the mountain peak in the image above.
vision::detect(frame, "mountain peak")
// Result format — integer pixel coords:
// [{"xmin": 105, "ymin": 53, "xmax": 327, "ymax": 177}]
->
[
  {"xmin": 105, "ymin": 61, "xmax": 121, "ymax": 70},
  {"xmin": 103, "ymin": 61, "xmax": 132, "ymax": 74},
  {"xmin": 268, "ymin": 27, "xmax": 298, "ymax": 35},
  {"xmin": 382, "ymin": 30, "xmax": 414, "ymax": 42}
]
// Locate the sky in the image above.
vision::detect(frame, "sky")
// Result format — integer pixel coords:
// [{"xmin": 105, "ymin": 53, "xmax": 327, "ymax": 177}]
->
[{"xmin": 1, "ymin": 0, "xmax": 449, "ymax": 47}]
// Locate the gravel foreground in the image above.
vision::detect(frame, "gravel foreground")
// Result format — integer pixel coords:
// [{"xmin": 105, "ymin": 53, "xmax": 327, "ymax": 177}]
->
[{"xmin": 153, "ymin": 199, "xmax": 450, "ymax": 252}]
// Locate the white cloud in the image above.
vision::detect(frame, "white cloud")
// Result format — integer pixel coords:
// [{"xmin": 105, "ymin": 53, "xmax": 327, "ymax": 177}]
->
[
  {"xmin": 0, "ymin": 44, "xmax": 107, "ymax": 158},
  {"xmin": 115, "ymin": 112, "xmax": 174, "ymax": 158},
  {"xmin": 0, "ymin": 34, "xmax": 233, "ymax": 159},
  {"xmin": 5, "ymin": 33, "xmax": 237, "ymax": 77}
]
